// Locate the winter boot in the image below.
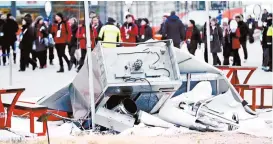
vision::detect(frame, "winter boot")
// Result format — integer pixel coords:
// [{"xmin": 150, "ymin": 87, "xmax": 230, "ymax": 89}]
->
[
  {"xmin": 68, "ymin": 62, "xmax": 72, "ymax": 71},
  {"xmin": 32, "ymin": 63, "xmax": 37, "ymax": 71},
  {"xmin": 50, "ymin": 60, "xmax": 54, "ymax": 65},
  {"xmin": 57, "ymin": 67, "xmax": 64, "ymax": 73}
]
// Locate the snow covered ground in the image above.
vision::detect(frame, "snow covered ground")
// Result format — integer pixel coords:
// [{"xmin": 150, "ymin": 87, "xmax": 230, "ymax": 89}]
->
[{"xmin": 0, "ymin": 41, "xmax": 272, "ymax": 143}]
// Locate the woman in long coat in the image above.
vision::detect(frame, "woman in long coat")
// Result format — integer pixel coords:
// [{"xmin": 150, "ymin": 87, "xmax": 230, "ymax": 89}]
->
[
  {"xmin": 210, "ymin": 18, "xmax": 223, "ymax": 65},
  {"xmin": 185, "ymin": 20, "xmax": 201, "ymax": 55}
]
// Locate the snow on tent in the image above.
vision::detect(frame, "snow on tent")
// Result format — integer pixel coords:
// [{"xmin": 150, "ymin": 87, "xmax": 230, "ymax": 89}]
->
[{"xmin": 37, "ymin": 40, "xmax": 256, "ymax": 132}]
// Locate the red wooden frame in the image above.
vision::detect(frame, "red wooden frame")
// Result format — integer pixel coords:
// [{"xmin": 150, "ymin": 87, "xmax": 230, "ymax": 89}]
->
[
  {"xmin": 216, "ymin": 66, "xmax": 257, "ymax": 86},
  {"xmin": 0, "ymin": 88, "xmax": 48, "ymax": 136},
  {"xmin": 234, "ymin": 84, "xmax": 273, "ymax": 111}
]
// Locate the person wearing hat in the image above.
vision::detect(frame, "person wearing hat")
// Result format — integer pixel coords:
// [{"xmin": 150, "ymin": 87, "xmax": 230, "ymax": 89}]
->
[
  {"xmin": 98, "ymin": 17, "xmax": 121, "ymax": 48},
  {"xmin": 163, "ymin": 11, "xmax": 185, "ymax": 48},
  {"xmin": 2, "ymin": 13, "xmax": 18, "ymax": 65},
  {"xmin": 185, "ymin": 19, "xmax": 201, "ymax": 55},
  {"xmin": 210, "ymin": 17, "xmax": 223, "ymax": 65},
  {"xmin": 76, "ymin": 19, "xmax": 98, "ymax": 72},
  {"xmin": 51, "ymin": 12, "xmax": 72, "ymax": 73},
  {"xmin": 19, "ymin": 14, "xmax": 37, "ymax": 71},
  {"xmin": 138, "ymin": 18, "xmax": 153, "ymax": 42},
  {"xmin": 120, "ymin": 14, "xmax": 138, "ymax": 47},
  {"xmin": 236, "ymin": 14, "xmax": 249, "ymax": 63},
  {"xmin": 33, "ymin": 16, "xmax": 49, "ymax": 69}
]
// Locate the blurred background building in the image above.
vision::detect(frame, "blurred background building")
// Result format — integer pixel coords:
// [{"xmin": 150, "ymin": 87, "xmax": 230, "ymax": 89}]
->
[{"xmin": 0, "ymin": 1, "xmax": 246, "ymax": 26}]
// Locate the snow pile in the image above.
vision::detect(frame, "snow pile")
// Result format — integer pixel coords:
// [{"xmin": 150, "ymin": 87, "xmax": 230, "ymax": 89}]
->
[
  {"xmin": 119, "ymin": 123, "xmax": 196, "ymax": 137},
  {"xmin": 237, "ymin": 110, "xmax": 273, "ymax": 138},
  {"xmin": 0, "ymin": 130, "xmax": 24, "ymax": 142}
]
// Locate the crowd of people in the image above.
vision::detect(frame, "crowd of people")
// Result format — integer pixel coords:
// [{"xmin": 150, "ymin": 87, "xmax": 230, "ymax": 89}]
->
[
  {"xmin": 0, "ymin": 9, "xmax": 272, "ymax": 73},
  {"xmin": 158, "ymin": 10, "xmax": 272, "ymax": 72}
]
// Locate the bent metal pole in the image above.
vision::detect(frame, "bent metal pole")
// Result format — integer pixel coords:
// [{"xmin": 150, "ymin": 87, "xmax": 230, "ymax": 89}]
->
[
  {"xmin": 205, "ymin": 1, "xmax": 211, "ymax": 64},
  {"xmin": 84, "ymin": 1, "xmax": 96, "ymax": 131}
]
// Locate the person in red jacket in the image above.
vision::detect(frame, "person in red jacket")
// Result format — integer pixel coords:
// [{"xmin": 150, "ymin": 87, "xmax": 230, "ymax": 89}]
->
[
  {"xmin": 51, "ymin": 12, "xmax": 72, "ymax": 73},
  {"xmin": 230, "ymin": 22, "xmax": 241, "ymax": 66},
  {"xmin": 76, "ymin": 20, "xmax": 98, "ymax": 72},
  {"xmin": 120, "ymin": 14, "xmax": 138, "ymax": 47}
]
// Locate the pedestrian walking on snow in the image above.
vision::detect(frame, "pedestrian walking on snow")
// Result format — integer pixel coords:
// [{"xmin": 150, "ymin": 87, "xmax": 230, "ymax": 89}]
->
[
  {"xmin": 33, "ymin": 16, "xmax": 49, "ymax": 69},
  {"xmin": 163, "ymin": 11, "xmax": 185, "ymax": 48},
  {"xmin": 51, "ymin": 13, "xmax": 72, "ymax": 73},
  {"xmin": 185, "ymin": 20, "xmax": 201, "ymax": 55},
  {"xmin": 210, "ymin": 18, "xmax": 223, "ymax": 66},
  {"xmin": 19, "ymin": 14, "xmax": 37, "ymax": 72}
]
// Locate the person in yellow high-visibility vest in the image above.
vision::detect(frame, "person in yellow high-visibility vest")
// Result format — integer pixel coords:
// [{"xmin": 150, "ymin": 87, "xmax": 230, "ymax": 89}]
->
[
  {"xmin": 265, "ymin": 13, "xmax": 272, "ymax": 72},
  {"xmin": 98, "ymin": 17, "xmax": 121, "ymax": 48}
]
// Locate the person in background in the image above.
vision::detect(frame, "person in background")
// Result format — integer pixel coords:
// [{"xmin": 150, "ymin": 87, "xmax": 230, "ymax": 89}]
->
[
  {"xmin": 210, "ymin": 18, "xmax": 223, "ymax": 66},
  {"xmin": 158, "ymin": 13, "xmax": 169, "ymax": 40},
  {"xmin": 203, "ymin": 16, "xmax": 211, "ymax": 63},
  {"xmin": 138, "ymin": 18, "xmax": 153, "ymax": 42},
  {"xmin": 185, "ymin": 19, "xmax": 201, "ymax": 55},
  {"xmin": 51, "ymin": 12, "xmax": 72, "ymax": 73},
  {"xmin": 76, "ymin": 20, "xmax": 97, "ymax": 72},
  {"xmin": 230, "ymin": 20, "xmax": 241, "ymax": 66},
  {"xmin": 262, "ymin": 9, "xmax": 269, "ymax": 23},
  {"xmin": 216, "ymin": 10, "xmax": 222, "ymax": 26},
  {"xmin": 0, "ymin": 14, "xmax": 5, "ymax": 65},
  {"xmin": 44, "ymin": 18, "xmax": 55, "ymax": 65},
  {"xmin": 236, "ymin": 15, "xmax": 249, "ymax": 63},
  {"xmin": 33, "ymin": 16, "xmax": 48, "ymax": 69},
  {"xmin": 222, "ymin": 19, "xmax": 232, "ymax": 65},
  {"xmin": 98, "ymin": 17, "xmax": 121, "ymax": 48},
  {"xmin": 163, "ymin": 11, "xmax": 185, "ymax": 48},
  {"xmin": 68, "ymin": 17, "xmax": 78, "ymax": 69},
  {"xmin": 261, "ymin": 16, "xmax": 270, "ymax": 71},
  {"xmin": 247, "ymin": 15, "xmax": 255, "ymax": 44},
  {"xmin": 19, "ymin": 14, "xmax": 37, "ymax": 71},
  {"xmin": 264, "ymin": 13, "xmax": 272, "ymax": 72},
  {"xmin": 90, "ymin": 12, "xmax": 103, "ymax": 37},
  {"xmin": 2, "ymin": 13, "xmax": 18, "ymax": 65},
  {"xmin": 120, "ymin": 14, "xmax": 138, "ymax": 47}
]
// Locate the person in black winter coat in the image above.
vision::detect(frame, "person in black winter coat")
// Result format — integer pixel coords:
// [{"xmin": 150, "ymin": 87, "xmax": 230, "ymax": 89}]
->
[
  {"xmin": 202, "ymin": 16, "xmax": 211, "ymax": 63},
  {"xmin": 2, "ymin": 13, "xmax": 18, "ymax": 65},
  {"xmin": 222, "ymin": 20, "xmax": 232, "ymax": 65},
  {"xmin": 138, "ymin": 18, "xmax": 153, "ymax": 42},
  {"xmin": 210, "ymin": 18, "xmax": 223, "ymax": 65},
  {"xmin": 163, "ymin": 11, "xmax": 185, "ymax": 48},
  {"xmin": 246, "ymin": 15, "xmax": 255, "ymax": 43},
  {"xmin": 91, "ymin": 16, "xmax": 103, "ymax": 43},
  {"xmin": 68, "ymin": 17, "xmax": 78, "ymax": 68},
  {"xmin": 185, "ymin": 20, "xmax": 201, "ymax": 55},
  {"xmin": 264, "ymin": 13, "xmax": 272, "ymax": 72},
  {"xmin": 261, "ymin": 19, "xmax": 269, "ymax": 70},
  {"xmin": 262, "ymin": 9, "xmax": 269, "ymax": 22},
  {"xmin": 0, "ymin": 14, "xmax": 5, "ymax": 53},
  {"xmin": 19, "ymin": 14, "xmax": 37, "ymax": 71},
  {"xmin": 236, "ymin": 15, "xmax": 249, "ymax": 62},
  {"xmin": 157, "ymin": 14, "xmax": 168, "ymax": 40}
]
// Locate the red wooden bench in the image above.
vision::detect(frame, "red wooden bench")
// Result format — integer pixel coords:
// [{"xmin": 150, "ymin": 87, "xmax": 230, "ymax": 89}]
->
[
  {"xmin": 234, "ymin": 84, "xmax": 273, "ymax": 111},
  {"xmin": 0, "ymin": 88, "xmax": 48, "ymax": 136}
]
